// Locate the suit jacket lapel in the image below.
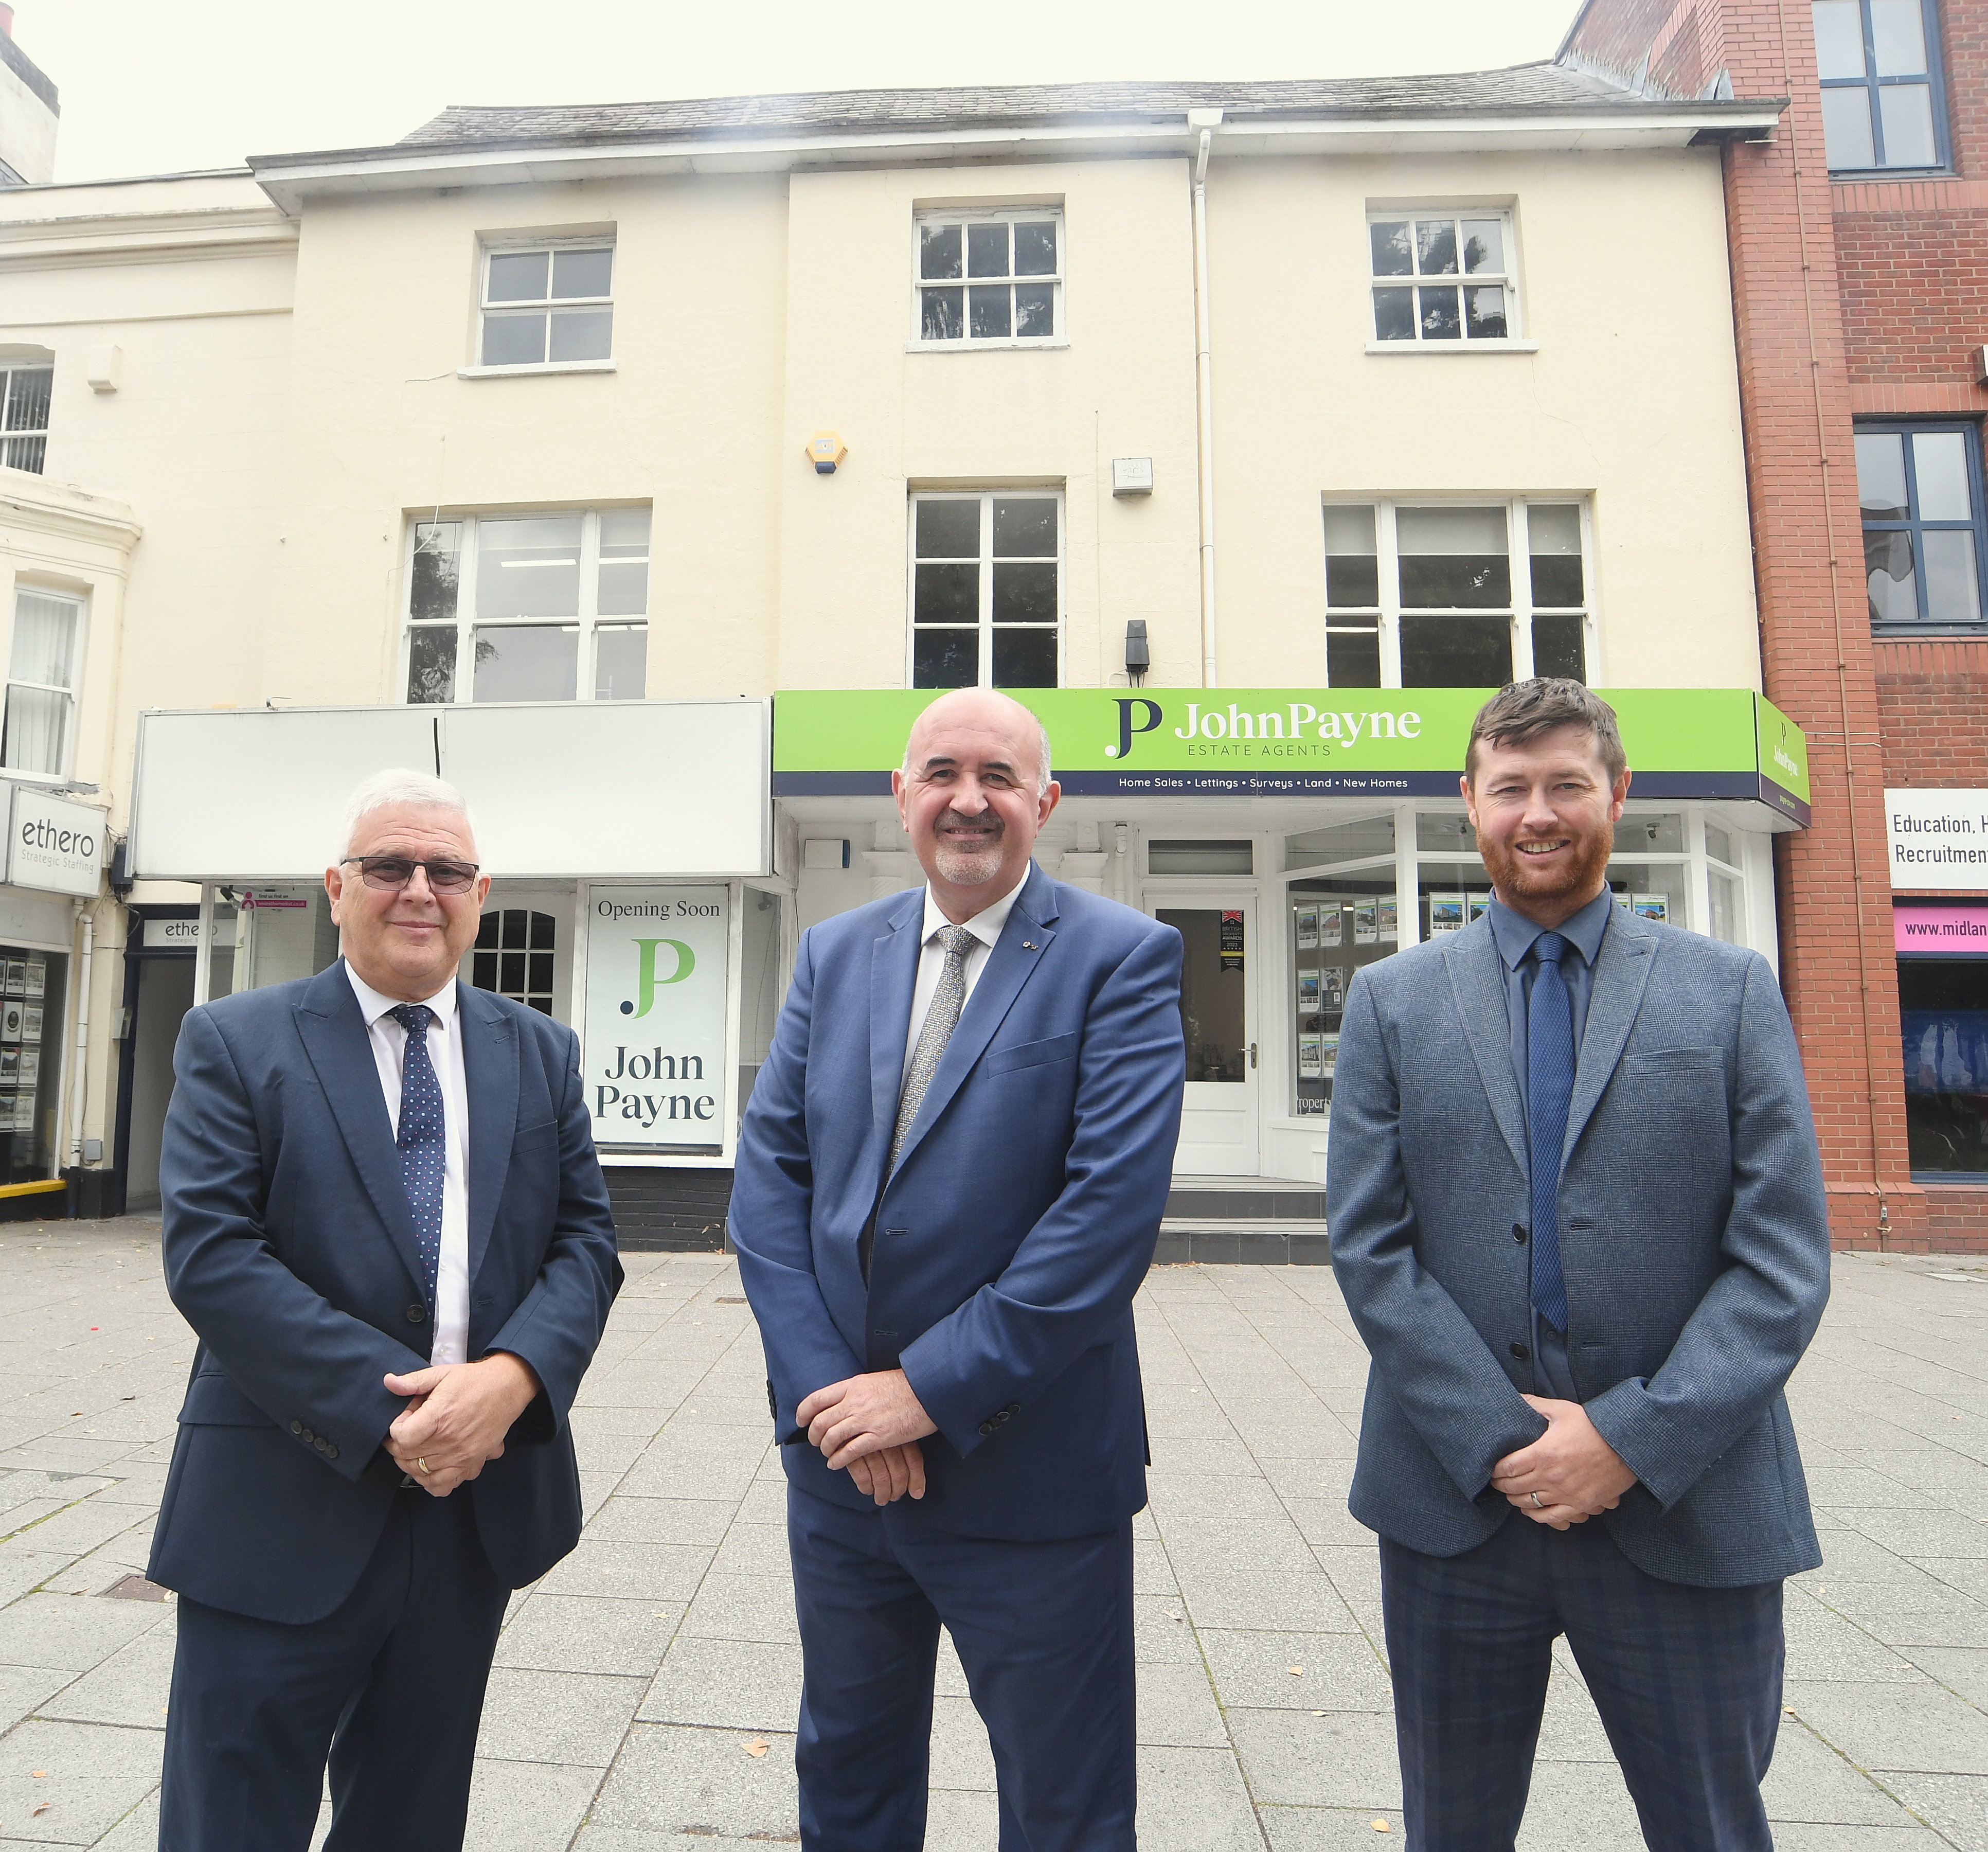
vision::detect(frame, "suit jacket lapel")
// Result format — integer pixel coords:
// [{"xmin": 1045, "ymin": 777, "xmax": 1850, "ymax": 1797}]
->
[
  {"xmin": 292, "ymin": 961, "xmax": 426, "ymax": 1298},
  {"xmin": 458, "ymin": 981, "xmax": 519, "ymax": 1285},
  {"xmin": 889, "ymin": 863, "xmax": 1059, "ymax": 1176},
  {"xmin": 1563, "ymin": 911, "xmax": 1657, "ymax": 1163},
  {"xmin": 869, "ymin": 888, "xmax": 926, "ymax": 1173},
  {"xmin": 1445, "ymin": 923, "xmax": 1529, "ymax": 1179}
]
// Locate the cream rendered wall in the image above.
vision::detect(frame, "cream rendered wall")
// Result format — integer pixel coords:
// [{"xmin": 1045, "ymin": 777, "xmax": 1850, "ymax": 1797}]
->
[
  {"xmin": 776, "ymin": 159, "xmax": 1203, "ymax": 692},
  {"xmin": 267, "ymin": 175, "xmax": 790, "ymax": 706},
  {"xmin": 1207, "ymin": 147, "xmax": 1760, "ymax": 691}
]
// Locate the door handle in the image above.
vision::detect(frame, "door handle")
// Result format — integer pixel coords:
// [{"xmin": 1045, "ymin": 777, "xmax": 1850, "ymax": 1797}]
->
[{"xmin": 1249, "ymin": 1042, "xmax": 1258, "ymax": 1069}]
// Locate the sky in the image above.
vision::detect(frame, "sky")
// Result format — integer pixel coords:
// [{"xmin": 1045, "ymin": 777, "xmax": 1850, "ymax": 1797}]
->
[{"xmin": 14, "ymin": 0, "xmax": 1587, "ymax": 186}]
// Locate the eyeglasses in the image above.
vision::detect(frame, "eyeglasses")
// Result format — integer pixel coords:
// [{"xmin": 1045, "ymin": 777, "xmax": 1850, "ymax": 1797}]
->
[{"xmin": 341, "ymin": 856, "xmax": 481, "ymax": 896}]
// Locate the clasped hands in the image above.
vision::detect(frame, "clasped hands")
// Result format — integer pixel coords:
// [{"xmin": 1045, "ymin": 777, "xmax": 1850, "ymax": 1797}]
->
[
  {"xmin": 382, "ymin": 1351, "xmax": 542, "ymax": 1497},
  {"xmin": 1489, "ymin": 1394, "xmax": 1638, "ymax": 1531},
  {"xmin": 796, "ymin": 1368, "xmax": 938, "ymax": 1507}
]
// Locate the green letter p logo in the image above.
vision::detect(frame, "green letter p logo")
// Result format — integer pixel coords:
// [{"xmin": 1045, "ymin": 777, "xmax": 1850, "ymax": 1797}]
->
[{"xmin": 619, "ymin": 939, "xmax": 694, "ymax": 1018}]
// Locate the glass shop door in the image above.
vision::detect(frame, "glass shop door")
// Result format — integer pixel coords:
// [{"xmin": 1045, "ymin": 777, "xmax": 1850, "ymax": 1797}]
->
[{"xmin": 1152, "ymin": 896, "xmax": 1259, "ymax": 1176}]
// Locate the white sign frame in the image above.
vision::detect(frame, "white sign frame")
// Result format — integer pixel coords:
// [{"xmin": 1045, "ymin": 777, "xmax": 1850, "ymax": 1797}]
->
[
  {"xmin": 9, "ymin": 787, "xmax": 106, "ymax": 898},
  {"xmin": 1884, "ymin": 788, "xmax": 1988, "ymax": 891}
]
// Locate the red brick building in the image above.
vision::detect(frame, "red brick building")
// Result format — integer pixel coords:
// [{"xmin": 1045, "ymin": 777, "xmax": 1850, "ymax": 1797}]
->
[{"xmin": 1564, "ymin": 0, "xmax": 1988, "ymax": 1248}]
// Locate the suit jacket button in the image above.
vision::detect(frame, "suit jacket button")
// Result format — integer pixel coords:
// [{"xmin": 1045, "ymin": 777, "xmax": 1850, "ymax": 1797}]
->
[
  {"xmin": 1510, "ymin": 1342, "xmax": 1530, "ymax": 1361},
  {"xmin": 406, "ymin": 1304, "xmax": 427, "ymax": 1324},
  {"xmin": 289, "ymin": 1420, "xmax": 303, "ymax": 1436},
  {"xmin": 313, "ymin": 1437, "xmax": 329, "ymax": 1452},
  {"xmin": 1005, "ymin": 1403, "xmax": 1020, "ymax": 1416},
  {"xmin": 325, "ymin": 1445, "xmax": 339, "ymax": 1461},
  {"xmin": 977, "ymin": 1421, "xmax": 995, "ymax": 1437},
  {"xmin": 301, "ymin": 1427, "xmax": 315, "ymax": 1443},
  {"xmin": 1513, "ymin": 1224, "xmax": 1528, "ymax": 1244}
]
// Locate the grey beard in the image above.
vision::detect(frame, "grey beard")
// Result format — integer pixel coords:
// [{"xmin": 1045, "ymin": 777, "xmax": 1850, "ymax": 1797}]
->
[{"xmin": 933, "ymin": 842, "xmax": 1004, "ymax": 887}]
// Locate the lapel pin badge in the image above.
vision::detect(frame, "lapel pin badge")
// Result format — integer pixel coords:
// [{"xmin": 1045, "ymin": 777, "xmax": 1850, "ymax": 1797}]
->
[{"xmin": 1022, "ymin": 940, "xmax": 1038, "ymax": 950}]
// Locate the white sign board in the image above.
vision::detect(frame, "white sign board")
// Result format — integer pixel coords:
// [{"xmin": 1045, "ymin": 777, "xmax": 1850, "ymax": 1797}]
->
[
  {"xmin": 9, "ymin": 787, "xmax": 105, "ymax": 897},
  {"xmin": 141, "ymin": 917, "xmax": 237, "ymax": 949},
  {"xmin": 583, "ymin": 885, "xmax": 730, "ymax": 1153},
  {"xmin": 1885, "ymin": 789, "xmax": 1988, "ymax": 891}
]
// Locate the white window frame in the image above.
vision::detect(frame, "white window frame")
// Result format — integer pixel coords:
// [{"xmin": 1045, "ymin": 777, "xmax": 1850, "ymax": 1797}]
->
[
  {"xmin": 909, "ymin": 208, "xmax": 1066, "ymax": 350},
  {"xmin": 1364, "ymin": 209, "xmax": 1532, "ymax": 353},
  {"xmin": 1321, "ymin": 495, "xmax": 1597, "ymax": 688},
  {"xmin": 1, "ymin": 361, "xmax": 53, "ymax": 474},
  {"xmin": 400, "ymin": 508, "xmax": 650, "ymax": 706},
  {"xmin": 468, "ymin": 237, "xmax": 617, "ymax": 375},
  {"xmin": 1, "ymin": 583, "xmax": 84, "ymax": 780},
  {"xmin": 906, "ymin": 489, "xmax": 1066, "ymax": 690}
]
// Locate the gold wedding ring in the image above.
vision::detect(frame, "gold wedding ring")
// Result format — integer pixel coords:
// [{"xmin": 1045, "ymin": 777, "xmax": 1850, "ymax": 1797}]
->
[{"xmin": 417, "ymin": 1457, "xmax": 432, "ymax": 1475}]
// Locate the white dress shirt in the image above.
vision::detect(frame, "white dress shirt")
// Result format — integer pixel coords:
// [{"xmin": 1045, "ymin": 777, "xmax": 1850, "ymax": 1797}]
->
[
  {"xmin": 900, "ymin": 877, "xmax": 1028, "ymax": 1090},
  {"xmin": 345, "ymin": 964, "xmax": 472, "ymax": 1366}
]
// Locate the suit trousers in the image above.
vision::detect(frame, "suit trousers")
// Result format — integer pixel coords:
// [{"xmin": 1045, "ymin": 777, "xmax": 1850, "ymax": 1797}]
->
[
  {"xmin": 158, "ymin": 1479, "xmax": 508, "ymax": 1852},
  {"xmin": 787, "ymin": 1484, "xmax": 1137, "ymax": 1852},
  {"xmin": 1380, "ymin": 1513, "xmax": 1784, "ymax": 1852}
]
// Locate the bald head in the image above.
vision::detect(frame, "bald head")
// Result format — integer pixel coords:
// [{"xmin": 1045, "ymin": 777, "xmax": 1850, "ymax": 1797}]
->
[{"xmin": 901, "ymin": 688, "xmax": 1052, "ymax": 798}]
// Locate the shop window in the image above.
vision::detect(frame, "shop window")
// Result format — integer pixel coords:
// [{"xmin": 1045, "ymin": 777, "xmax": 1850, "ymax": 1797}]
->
[
  {"xmin": 1323, "ymin": 499, "xmax": 1590, "ymax": 687},
  {"xmin": 1, "ymin": 361, "xmax": 52, "ymax": 474},
  {"xmin": 1899, "ymin": 953, "xmax": 1988, "ymax": 1177},
  {"xmin": 473, "ymin": 910, "xmax": 556, "ymax": 1014},
  {"xmin": 1159, "ymin": 909, "xmax": 1252, "ymax": 1084},
  {"xmin": 3, "ymin": 588, "xmax": 80, "ymax": 777},
  {"xmin": 1149, "ymin": 840, "xmax": 1253, "ymax": 875},
  {"xmin": 1368, "ymin": 211, "xmax": 1517, "ymax": 345},
  {"xmin": 479, "ymin": 241, "xmax": 614, "ymax": 368},
  {"xmin": 914, "ymin": 210, "xmax": 1062, "ymax": 345},
  {"xmin": 1288, "ymin": 881, "xmax": 1400, "ymax": 1113},
  {"xmin": 1855, "ymin": 423, "xmax": 1987, "ymax": 631},
  {"xmin": 1814, "ymin": 0, "xmax": 1949, "ymax": 172},
  {"xmin": 909, "ymin": 491, "xmax": 1061, "ymax": 689},
  {"xmin": 404, "ymin": 509, "xmax": 649, "ymax": 704},
  {"xmin": 0, "ymin": 948, "xmax": 64, "ymax": 1181}
]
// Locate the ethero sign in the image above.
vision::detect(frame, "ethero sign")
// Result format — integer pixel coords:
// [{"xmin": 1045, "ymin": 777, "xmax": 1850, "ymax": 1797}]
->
[{"xmin": 9, "ymin": 787, "xmax": 104, "ymax": 898}]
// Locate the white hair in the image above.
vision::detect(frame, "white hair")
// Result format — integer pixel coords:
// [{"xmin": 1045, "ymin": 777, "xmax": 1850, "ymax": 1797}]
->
[
  {"xmin": 900, "ymin": 711, "xmax": 1055, "ymax": 797},
  {"xmin": 337, "ymin": 768, "xmax": 477, "ymax": 861}
]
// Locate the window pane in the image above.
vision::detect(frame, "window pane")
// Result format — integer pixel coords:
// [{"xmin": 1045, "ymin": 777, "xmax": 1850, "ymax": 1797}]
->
[
  {"xmin": 1812, "ymin": 0, "xmax": 1868, "ymax": 76},
  {"xmin": 1820, "ymin": 86, "xmax": 1878, "ymax": 167},
  {"xmin": 1398, "ymin": 507, "xmax": 1511, "ymax": 608},
  {"xmin": 2, "ymin": 686, "xmax": 68, "ymax": 775},
  {"xmin": 992, "ymin": 561, "xmax": 1057, "ymax": 624},
  {"xmin": 1372, "ymin": 288, "xmax": 1417, "ymax": 341},
  {"xmin": 1465, "ymin": 286, "xmax": 1508, "ymax": 339},
  {"xmin": 1532, "ymin": 614, "xmax": 1587, "ymax": 681},
  {"xmin": 1015, "ymin": 284, "xmax": 1054, "ymax": 337},
  {"xmin": 1399, "ymin": 615, "xmax": 1513, "ymax": 686},
  {"xmin": 411, "ymin": 523, "xmax": 461, "ymax": 620},
  {"xmin": 1856, "ymin": 431, "xmax": 1909, "ymax": 518},
  {"xmin": 1370, "ymin": 221, "xmax": 1413, "ymax": 276},
  {"xmin": 473, "ymin": 624, "xmax": 579, "ymax": 701},
  {"xmin": 501, "ymin": 910, "xmax": 528, "ymax": 948},
  {"xmin": 598, "ymin": 561, "xmax": 649, "ymax": 615},
  {"xmin": 487, "ymin": 251, "xmax": 550, "ymax": 302},
  {"xmin": 920, "ymin": 224, "xmax": 963, "ymax": 281},
  {"xmin": 1867, "ymin": 528, "xmax": 1918, "ymax": 620},
  {"xmin": 1922, "ymin": 529, "xmax": 1981, "ymax": 622},
  {"xmin": 501, "ymin": 951, "xmax": 526, "ymax": 991},
  {"xmin": 913, "ymin": 629, "xmax": 979, "ymax": 688},
  {"xmin": 1530, "ymin": 556, "xmax": 1584, "ymax": 606},
  {"xmin": 914, "ymin": 563, "xmax": 978, "ymax": 625},
  {"xmin": 992, "ymin": 627, "xmax": 1057, "ymax": 687},
  {"xmin": 3, "ymin": 435, "xmax": 46, "ymax": 474},
  {"xmin": 921, "ymin": 288, "xmax": 964, "ymax": 341},
  {"xmin": 966, "ymin": 224, "xmax": 1009, "ymax": 278},
  {"xmin": 406, "ymin": 626, "xmax": 457, "ymax": 703},
  {"xmin": 10, "ymin": 593, "xmax": 76, "ymax": 688},
  {"xmin": 548, "ymin": 309, "xmax": 613, "ymax": 362},
  {"xmin": 993, "ymin": 498, "xmax": 1056, "ymax": 557},
  {"xmin": 1527, "ymin": 504, "xmax": 1581, "ymax": 556},
  {"xmin": 1416, "ymin": 221, "xmax": 1459, "ymax": 274},
  {"xmin": 1327, "ymin": 629, "xmax": 1382, "ymax": 686},
  {"xmin": 600, "ymin": 509, "xmax": 650, "ymax": 556},
  {"xmin": 916, "ymin": 500, "xmax": 980, "ymax": 558},
  {"xmin": 1013, "ymin": 222, "xmax": 1056, "ymax": 275},
  {"xmin": 551, "ymin": 248, "xmax": 612, "ymax": 299},
  {"xmin": 1911, "ymin": 431, "xmax": 1974, "ymax": 521},
  {"xmin": 476, "ymin": 517, "xmax": 583, "ymax": 618},
  {"xmin": 1323, "ymin": 505, "xmax": 1377, "ymax": 554},
  {"xmin": 595, "ymin": 624, "xmax": 648, "ymax": 699},
  {"xmin": 530, "ymin": 911, "xmax": 556, "ymax": 949},
  {"xmin": 3, "ymin": 368, "xmax": 51, "ymax": 432},
  {"xmin": 1461, "ymin": 220, "xmax": 1505, "ymax": 273},
  {"xmin": 1871, "ymin": 0, "xmax": 1928, "ymax": 74},
  {"xmin": 1326, "ymin": 556, "xmax": 1380, "ymax": 607},
  {"xmin": 482, "ymin": 312, "xmax": 547, "ymax": 367},
  {"xmin": 969, "ymin": 286, "xmax": 1012, "ymax": 339},
  {"xmin": 1419, "ymin": 287, "xmax": 1462, "ymax": 340},
  {"xmin": 1878, "ymin": 83, "xmax": 1938, "ymax": 164}
]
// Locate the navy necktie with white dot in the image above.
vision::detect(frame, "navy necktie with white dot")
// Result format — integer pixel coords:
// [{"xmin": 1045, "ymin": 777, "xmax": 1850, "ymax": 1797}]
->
[{"xmin": 389, "ymin": 1003, "xmax": 444, "ymax": 1313}]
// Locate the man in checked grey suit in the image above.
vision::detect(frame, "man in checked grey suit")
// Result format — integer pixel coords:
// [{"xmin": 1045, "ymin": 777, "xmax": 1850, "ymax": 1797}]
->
[{"xmin": 1328, "ymin": 679, "xmax": 1830, "ymax": 1852}]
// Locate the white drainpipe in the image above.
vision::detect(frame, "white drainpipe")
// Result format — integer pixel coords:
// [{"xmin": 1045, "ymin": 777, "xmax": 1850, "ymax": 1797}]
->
[
  {"xmin": 68, "ymin": 901, "xmax": 93, "ymax": 1172},
  {"xmin": 1189, "ymin": 108, "xmax": 1223, "ymax": 688}
]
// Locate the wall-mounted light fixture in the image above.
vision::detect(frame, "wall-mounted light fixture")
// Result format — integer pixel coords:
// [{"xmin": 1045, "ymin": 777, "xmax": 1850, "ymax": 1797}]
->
[
  {"xmin": 1124, "ymin": 619, "xmax": 1150, "ymax": 686},
  {"xmin": 805, "ymin": 431, "xmax": 847, "ymax": 474}
]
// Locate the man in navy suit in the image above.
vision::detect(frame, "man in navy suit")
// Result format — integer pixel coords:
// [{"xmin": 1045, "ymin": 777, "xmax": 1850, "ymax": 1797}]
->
[
  {"xmin": 731, "ymin": 687, "xmax": 1185, "ymax": 1851},
  {"xmin": 1328, "ymin": 680, "xmax": 1830, "ymax": 1852},
  {"xmin": 150, "ymin": 769, "xmax": 621, "ymax": 1852}
]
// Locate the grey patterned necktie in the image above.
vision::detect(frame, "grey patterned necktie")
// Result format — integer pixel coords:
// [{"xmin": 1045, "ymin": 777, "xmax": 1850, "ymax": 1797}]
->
[{"xmin": 890, "ymin": 925, "xmax": 976, "ymax": 1171}]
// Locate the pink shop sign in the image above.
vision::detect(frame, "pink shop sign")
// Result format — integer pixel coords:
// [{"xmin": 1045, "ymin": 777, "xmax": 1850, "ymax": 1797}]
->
[{"xmin": 1895, "ymin": 902, "xmax": 1988, "ymax": 953}]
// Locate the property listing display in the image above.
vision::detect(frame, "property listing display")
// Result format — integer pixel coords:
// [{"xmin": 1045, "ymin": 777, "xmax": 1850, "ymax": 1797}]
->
[
  {"xmin": 1288, "ymin": 886, "xmax": 1399, "ymax": 1116},
  {"xmin": 0, "ymin": 947, "xmax": 61, "ymax": 1180}
]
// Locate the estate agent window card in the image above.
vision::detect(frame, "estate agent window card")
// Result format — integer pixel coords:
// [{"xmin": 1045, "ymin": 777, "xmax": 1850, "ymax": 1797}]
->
[
  {"xmin": 1378, "ymin": 898, "xmax": 1398, "ymax": 943},
  {"xmin": 1428, "ymin": 893, "xmax": 1466, "ymax": 935},
  {"xmin": 1468, "ymin": 890, "xmax": 1492, "ymax": 923},
  {"xmin": 1297, "ymin": 968, "xmax": 1322, "ymax": 1012},
  {"xmin": 21, "ymin": 1007, "xmax": 40, "ymax": 1043},
  {"xmin": 1299, "ymin": 1034, "xmax": 1324, "ymax": 1080},
  {"xmin": 1321, "ymin": 967, "xmax": 1346, "ymax": 1010},
  {"xmin": 1295, "ymin": 905, "xmax": 1319, "ymax": 951},
  {"xmin": 1322, "ymin": 907, "xmax": 1345, "ymax": 948},
  {"xmin": 24, "ymin": 960, "xmax": 45, "ymax": 1000},
  {"xmin": 1633, "ymin": 893, "xmax": 1669, "ymax": 923},
  {"xmin": 1354, "ymin": 899, "xmax": 1378, "ymax": 946},
  {"xmin": 17, "ymin": 1050, "xmax": 39, "ymax": 1088}
]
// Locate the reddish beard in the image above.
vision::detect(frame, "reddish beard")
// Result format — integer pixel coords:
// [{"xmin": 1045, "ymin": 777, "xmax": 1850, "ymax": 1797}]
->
[{"xmin": 1479, "ymin": 816, "xmax": 1615, "ymax": 912}]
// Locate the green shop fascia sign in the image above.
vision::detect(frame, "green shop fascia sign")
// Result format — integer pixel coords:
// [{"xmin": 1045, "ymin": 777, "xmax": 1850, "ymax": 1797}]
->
[{"xmin": 773, "ymin": 688, "xmax": 1812, "ymax": 827}]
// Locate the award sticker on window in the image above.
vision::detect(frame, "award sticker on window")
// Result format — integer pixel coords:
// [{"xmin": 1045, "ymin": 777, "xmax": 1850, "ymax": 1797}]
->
[{"xmin": 1220, "ymin": 910, "xmax": 1244, "ymax": 973}]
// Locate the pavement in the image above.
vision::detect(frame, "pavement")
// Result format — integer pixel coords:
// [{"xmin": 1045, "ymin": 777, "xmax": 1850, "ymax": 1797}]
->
[{"xmin": 0, "ymin": 1219, "xmax": 1984, "ymax": 1850}]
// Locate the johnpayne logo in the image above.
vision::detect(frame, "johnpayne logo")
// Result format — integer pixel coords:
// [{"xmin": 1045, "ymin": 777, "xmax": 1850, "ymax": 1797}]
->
[
  {"xmin": 1772, "ymin": 720, "xmax": 1801, "ymax": 780},
  {"xmin": 1103, "ymin": 696, "xmax": 1423, "ymax": 762},
  {"xmin": 619, "ymin": 938, "xmax": 694, "ymax": 1019}
]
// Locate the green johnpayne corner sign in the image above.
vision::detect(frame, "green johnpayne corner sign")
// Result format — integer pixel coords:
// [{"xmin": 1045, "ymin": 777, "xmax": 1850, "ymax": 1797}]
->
[{"xmin": 773, "ymin": 688, "xmax": 1811, "ymax": 825}]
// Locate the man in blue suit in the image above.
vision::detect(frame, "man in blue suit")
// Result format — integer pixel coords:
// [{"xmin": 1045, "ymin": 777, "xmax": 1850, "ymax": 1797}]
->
[
  {"xmin": 1328, "ymin": 680, "xmax": 1831, "ymax": 1852},
  {"xmin": 150, "ymin": 769, "xmax": 621, "ymax": 1852},
  {"xmin": 731, "ymin": 687, "xmax": 1185, "ymax": 1851}
]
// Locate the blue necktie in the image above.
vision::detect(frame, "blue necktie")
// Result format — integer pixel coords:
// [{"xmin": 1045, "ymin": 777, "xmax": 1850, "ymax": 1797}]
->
[
  {"xmin": 389, "ymin": 1004, "xmax": 444, "ymax": 1311},
  {"xmin": 1526, "ymin": 934, "xmax": 1574, "ymax": 1333}
]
